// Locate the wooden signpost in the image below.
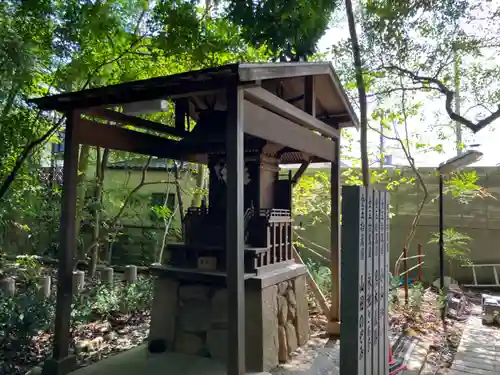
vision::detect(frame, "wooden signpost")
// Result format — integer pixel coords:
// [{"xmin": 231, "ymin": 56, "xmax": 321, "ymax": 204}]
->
[{"xmin": 340, "ymin": 186, "xmax": 390, "ymax": 375}]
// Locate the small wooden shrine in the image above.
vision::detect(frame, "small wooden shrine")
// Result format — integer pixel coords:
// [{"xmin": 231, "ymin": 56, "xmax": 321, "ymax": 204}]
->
[{"xmin": 29, "ymin": 62, "xmax": 358, "ymax": 375}]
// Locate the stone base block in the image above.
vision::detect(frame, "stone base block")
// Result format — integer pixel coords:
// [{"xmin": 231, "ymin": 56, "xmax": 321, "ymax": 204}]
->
[
  {"xmin": 326, "ymin": 321, "xmax": 341, "ymax": 336},
  {"xmin": 41, "ymin": 355, "xmax": 77, "ymax": 375},
  {"xmin": 149, "ymin": 264, "xmax": 309, "ymax": 373}
]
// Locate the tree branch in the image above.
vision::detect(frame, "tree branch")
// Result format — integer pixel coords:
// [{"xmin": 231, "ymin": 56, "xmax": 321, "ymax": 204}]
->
[{"xmin": 382, "ymin": 65, "xmax": 500, "ymax": 133}]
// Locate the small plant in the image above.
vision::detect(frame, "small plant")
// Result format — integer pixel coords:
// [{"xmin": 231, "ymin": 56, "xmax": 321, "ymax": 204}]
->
[
  {"xmin": 428, "ymin": 228, "xmax": 472, "ymax": 278},
  {"xmin": 0, "ymin": 289, "xmax": 55, "ymax": 365},
  {"xmin": 305, "ymin": 259, "xmax": 331, "ymax": 295},
  {"xmin": 388, "ymin": 272, "xmax": 400, "ymax": 309},
  {"xmin": 409, "ymin": 281, "xmax": 424, "ymax": 312},
  {"xmin": 15, "ymin": 255, "xmax": 43, "ymax": 288}
]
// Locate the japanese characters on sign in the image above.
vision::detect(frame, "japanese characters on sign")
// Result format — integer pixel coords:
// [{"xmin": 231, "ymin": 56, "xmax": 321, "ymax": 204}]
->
[{"xmin": 341, "ymin": 186, "xmax": 390, "ymax": 375}]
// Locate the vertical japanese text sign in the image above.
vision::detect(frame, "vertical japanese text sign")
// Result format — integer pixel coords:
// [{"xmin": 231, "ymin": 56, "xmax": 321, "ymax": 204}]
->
[
  {"xmin": 365, "ymin": 188, "xmax": 373, "ymax": 375},
  {"xmin": 383, "ymin": 191, "xmax": 391, "ymax": 373},
  {"xmin": 340, "ymin": 186, "xmax": 390, "ymax": 375},
  {"xmin": 372, "ymin": 189, "xmax": 380, "ymax": 373},
  {"xmin": 340, "ymin": 186, "xmax": 366, "ymax": 375}
]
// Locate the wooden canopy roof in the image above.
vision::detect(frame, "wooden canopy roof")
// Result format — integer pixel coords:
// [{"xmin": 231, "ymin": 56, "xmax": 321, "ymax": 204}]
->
[{"xmin": 29, "ymin": 62, "xmax": 357, "ymax": 164}]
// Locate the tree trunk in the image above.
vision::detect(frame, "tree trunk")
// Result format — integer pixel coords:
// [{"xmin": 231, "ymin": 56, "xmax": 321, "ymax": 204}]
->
[
  {"xmin": 191, "ymin": 164, "xmax": 206, "ymax": 207},
  {"xmin": 74, "ymin": 145, "xmax": 91, "ymax": 262},
  {"xmin": 89, "ymin": 148, "xmax": 109, "ymax": 277},
  {"xmin": 345, "ymin": 0, "xmax": 370, "ymax": 186},
  {"xmin": 174, "ymin": 163, "xmax": 185, "ymax": 227}
]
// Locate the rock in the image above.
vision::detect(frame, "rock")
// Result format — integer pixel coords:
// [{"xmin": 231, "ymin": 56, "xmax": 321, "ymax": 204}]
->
[
  {"xmin": 211, "ymin": 288, "xmax": 228, "ymax": 324},
  {"xmin": 175, "ymin": 332, "xmax": 204, "ymax": 355},
  {"xmin": 293, "ymin": 275, "xmax": 309, "ymax": 346},
  {"xmin": 75, "ymin": 340, "xmax": 90, "ymax": 354},
  {"xmin": 278, "ymin": 282, "xmax": 288, "ymax": 295},
  {"xmin": 89, "ymin": 337, "xmax": 104, "ymax": 351},
  {"xmin": 287, "ymin": 288, "xmax": 296, "ymax": 307},
  {"xmin": 277, "ymin": 295, "xmax": 288, "ymax": 325},
  {"xmin": 25, "ymin": 366, "xmax": 42, "ymax": 375},
  {"xmin": 288, "ymin": 305, "xmax": 296, "ymax": 321},
  {"xmin": 179, "ymin": 301, "xmax": 212, "ymax": 332},
  {"xmin": 207, "ymin": 328, "xmax": 228, "ymax": 362},
  {"xmin": 432, "ymin": 276, "xmax": 458, "ymax": 289},
  {"xmin": 104, "ymin": 331, "xmax": 117, "ymax": 341},
  {"xmin": 285, "ymin": 322, "xmax": 298, "ymax": 354},
  {"xmin": 278, "ymin": 326, "xmax": 288, "ymax": 362},
  {"xmin": 0, "ymin": 277, "xmax": 15, "ymax": 296},
  {"xmin": 179, "ymin": 284, "xmax": 211, "ymax": 301}
]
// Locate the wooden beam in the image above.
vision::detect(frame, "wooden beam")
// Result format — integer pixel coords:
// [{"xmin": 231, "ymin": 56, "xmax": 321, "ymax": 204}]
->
[
  {"xmin": 304, "ymin": 76, "xmax": 316, "ymax": 118},
  {"xmin": 320, "ymin": 113, "xmax": 352, "ymax": 127},
  {"xmin": 174, "ymin": 98, "xmax": 189, "ymax": 132},
  {"xmin": 47, "ymin": 111, "xmax": 79, "ymax": 371},
  {"xmin": 243, "ymin": 100, "xmax": 336, "ymax": 162},
  {"xmin": 31, "ymin": 75, "xmax": 232, "ymax": 112},
  {"xmin": 226, "ymin": 85, "xmax": 246, "ymax": 375},
  {"xmin": 244, "ymin": 87, "xmax": 339, "ymax": 139},
  {"xmin": 292, "ymin": 160, "xmax": 311, "ymax": 184},
  {"xmin": 86, "ymin": 108, "xmax": 189, "ymax": 138},
  {"xmin": 291, "ymin": 77, "xmax": 315, "ymax": 185},
  {"xmin": 238, "ymin": 62, "xmax": 330, "ymax": 82},
  {"xmin": 73, "ymin": 118, "xmax": 200, "ymax": 163}
]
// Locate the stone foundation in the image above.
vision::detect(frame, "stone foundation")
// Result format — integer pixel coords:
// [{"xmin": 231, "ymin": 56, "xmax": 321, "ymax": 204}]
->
[{"xmin": 148, "ymin": 264, "xmax": 308, "ymax": 372}]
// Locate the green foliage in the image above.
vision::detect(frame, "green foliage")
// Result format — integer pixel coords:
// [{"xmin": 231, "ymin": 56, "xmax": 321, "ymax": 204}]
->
[
  {"xmin": 445, "ymin": 170, "xmax": 491, "ymax": 204},
  {"xmin": 409, "ymin": 281, "xmax": 424, "ymax": 311},
  {"xmin": 0, "ymin": 289, "xmax": 56, "ymax": 371},
  {"xmin": 428, "ymin": 228, "xmax": 472, "ymax": 266},
  {"xmin": 226, "ymin": 0, "xmax": 338, "ymax": 60},
  {"xmin": 305, "ymin": 260, "xmax": 331, "ymax": 295}
]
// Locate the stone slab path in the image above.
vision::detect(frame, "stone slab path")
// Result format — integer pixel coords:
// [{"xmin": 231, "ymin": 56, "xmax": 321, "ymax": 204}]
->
[{"xmin": 449, "ymin": 312, "xmax": 500, "ymax": 375}]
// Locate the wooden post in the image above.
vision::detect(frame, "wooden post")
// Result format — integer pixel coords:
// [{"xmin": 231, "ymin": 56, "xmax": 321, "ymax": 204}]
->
[
  {"xmin": 372, "ymin": 190, "xmax": 380, "ymax": 373},
  {"xmin": 364, "ymin": 188, "xmax": 374, "ymax": 375},
  {"xmin": 329, "ymin": 136, "xmax": 341, "ymax": 334},
  {"xmin": 379, "ymin": 191, "xmax": 389, "ymax": 375},
  {"xmin": 383, "ymin": 192, "xmax": 390, "ymax": 374},
  {"xmin": 100, "ymin": 267, "xmax": 114, "ymax": 285},
  {"xmin": 72, "ymin": 271, "xmax": 85, "ymax": 293},
  {"xmin": 226, "ymin": 82, "xmax": 245, "ymax": 375},
  {"xmin": 38, "ymin": 276, "xmax": 52, "ymax": 298},
  {"xmin": 124, "ymin": 265, "xmax": 137, "ymax": 284},
  {"xmin": 43, "ymin": 111, "xmax": 79, "ymax": 375},
  {"xmin": 340, "ymin": 186, "xmax": 389, "ymax": 375},
  {"xmin": 0, "ymin": 277, "xmax": 15, "ymax": 296},
  {"xmin": 340, "ymin": 186, "xmax": 367, "ymax": 375},
  {"xmin": 418, "ymin": 244, "xmax": 423, "ymax": 282},
  {"xmin": 403, "ymin": 247, "xmax": 409, "ymax": 305}
]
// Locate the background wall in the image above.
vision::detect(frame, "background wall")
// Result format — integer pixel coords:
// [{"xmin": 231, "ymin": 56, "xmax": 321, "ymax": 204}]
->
[{"xmin": 293, "ymin": 166, "xmax": 500, "ymax": 285}]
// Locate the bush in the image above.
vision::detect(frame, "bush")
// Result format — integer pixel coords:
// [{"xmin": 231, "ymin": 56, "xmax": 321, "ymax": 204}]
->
[
  {"xmin": 306, "ymin": 260, "xmax": 331, "ymax": 294},
  {"xmin": 0, "ymin": 289, "xmax": 55, "ymax": 366}
]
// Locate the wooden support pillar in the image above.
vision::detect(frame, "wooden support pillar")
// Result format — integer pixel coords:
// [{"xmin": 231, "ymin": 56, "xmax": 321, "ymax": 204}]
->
[
  {"xmin": 226, "ymin": 83, "xmax": 245, "ymax": 375},
  {"xmin": 328, "ymin": 136, "xmax": 341, "ymax": 335},
  {"xmin": 174, "ymin": 98, "xmax": 189, "ymax": 132},
  {"xmin": 42, "ymin": 112, "xmax": 79, "ymax": 375}
]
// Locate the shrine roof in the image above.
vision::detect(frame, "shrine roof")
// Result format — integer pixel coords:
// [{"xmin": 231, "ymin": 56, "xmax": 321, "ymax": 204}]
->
[{"xmin": 29, "ymin": 62, "xmax": 358, "ymax": 129}]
